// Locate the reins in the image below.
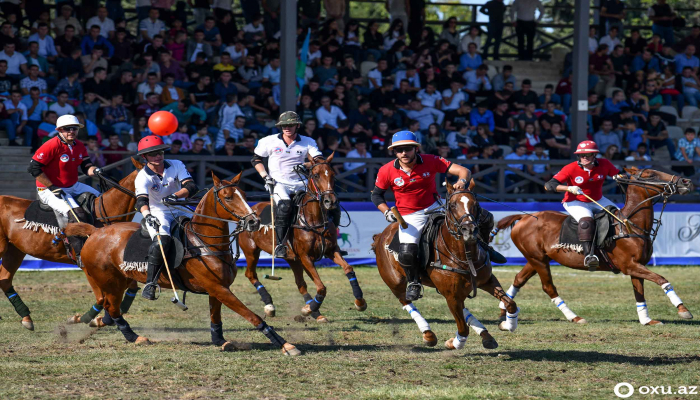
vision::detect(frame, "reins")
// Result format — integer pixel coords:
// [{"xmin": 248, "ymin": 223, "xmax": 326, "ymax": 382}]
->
[{"xmin": 95, "ymin": 173, "xmax": 138, "ymax": 224}]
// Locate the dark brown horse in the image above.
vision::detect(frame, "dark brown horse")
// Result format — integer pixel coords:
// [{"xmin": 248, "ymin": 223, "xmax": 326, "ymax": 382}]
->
[
  {"xmin": 65, "ymin": 173, "xmax": 301, "ymax": 355},
  {"xmin": 238, "ymin": 153, "xmax": 367, "ymax": 322},
  {"xmin": 494, "ymin": 167, "xmax": 694, "ymax": 325},
  {"xmin": 373, "ymin": 180, "xmax": 518, "ymax": 350},
  {"xmin": 0, "ymin": 158, "xmax": 143, "ymax": 330}
]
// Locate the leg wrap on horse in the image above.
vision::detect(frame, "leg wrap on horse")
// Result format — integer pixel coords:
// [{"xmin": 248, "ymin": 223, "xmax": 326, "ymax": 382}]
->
[
  {"xmin": 662, "ymin": 283, "xmax": 683, "ymax": 307},
  {"xmin": 551, "ymin": 296, "xmax": 578, "ymax": 321},
  {"xmin": 120, "ymin": 287, "xmax": 139, "ymax": 314},
  {"xmin": 402, "ymin": 303, "xmax": 431, "ymax": 332},
  {"xmin": 102, "ymin": 310, "xmax": 115, "ymax": 326},
  {"xmin": 114, "ymin": 316, "xmax": 139, "ymax": 342},
  {"xmin": 303, "ymin": 293, "xmax": 323, "ymax": 317},
  {"xmin": 210, "ymin": 322, "xmax": 226, "ymax": 346},
  {"xmin": 346, "ymin": 271, "xmax": 363, "ymax": 300},
  {"xmin": 256, "ymin": 321, "xmax": 286, "ymax": 347},
  {"xmin": 499, "ymin": 285, "xmax": 520, "ymax": 310},
  {"xmin": 80, "ymin": 303, "xmax": 103, "ymax": 324},
  {"xmin": 463, "ymin": 307, "xmax": 487, "ymax": 335},
  {"xmin": 254, "ymin": 282, "xmax": 273, "ymax": 305},
  {"xmin": 5, "ymin": 287, "xmax": 30, "ymax": 318},
  {"xmin": 305, "ymin": 293, "xmax": 325, "ymax": 313}
]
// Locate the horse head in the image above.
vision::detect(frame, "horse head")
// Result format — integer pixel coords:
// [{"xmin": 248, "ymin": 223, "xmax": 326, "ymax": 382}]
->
[
  {"xmin": 623, "ymin": 167, "xmax": 694, "ymax": 197},
  {"xmin": 211, "ymin": 172, "xmax": 260, "ymax": 232},
  {"xmin": 445, "ymin": 178, "xmax": 479, "ymax": 244},
  {"xmin": 307, "ymin": 152, "xmax": 338, "ymax": 211}
]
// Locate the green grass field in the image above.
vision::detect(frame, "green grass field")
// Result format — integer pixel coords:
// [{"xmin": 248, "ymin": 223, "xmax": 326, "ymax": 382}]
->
[{"xmin": 1, "ymin": 266, "xmax": 699, "ymax": 400}]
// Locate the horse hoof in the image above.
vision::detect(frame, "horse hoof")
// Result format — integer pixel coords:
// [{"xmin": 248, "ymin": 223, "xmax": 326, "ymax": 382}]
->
[
  {"xmin": 498, "ymin": 309, "xmax": 506, "ymax": 322},
  {"xmin": 66, "ymin": 314, "xmax": 81, "ymax": 324},
  {"xmin": 135, "ymin": 337, "xmax": 152, "ymax": 345},
  {"xmin": 480, "ymin": 331, "xmax": 499, "ymax": 349},
  {"xmin": 354, "ymin": 298, "xmax": 367, "ymax": 312},
  {"xmin": 282, "ymin": 343, "xmax": 302, "ymax": 356},
  {"xmin": 444, "ymin": 338, "xmax": 456, "ymax": 350},
  {"xmin": 21, "ymin": 317, "xmax": 34, "ymax": 331},
  {"xmin": 221, "ymin": 341, "xmax": 237, "ymax": 352},
  {"xmin": 572, "ymin": 317, "xmax": 588, "ymax": 324},
  {"xmin": 422, "ymin": 330, "xmax": 437, "ymax": 347},
  {"xmin": 316, "ymin": 315, "xmax": 329, "ymax": 323},
  {"xmin": 647, "ymin": 320, "xmax": 664, "ymax": 326},
  {"xmin": 678, "ymin": 305, "xmax": 693, "ymax": 320},
  {"xmin": 300, "ymin": 304, "xmax": 312, "ymax": 317},
  {"xmin": 498, "ymin": 321, "xmax": 517, "ymax": 332},
  {"xmin": 264, "ymin": 304, "xmax": 276, "ymax": 318},
  {"xmin": 89, "ymin": 317, "xmax": 106, "ymax": 328}
]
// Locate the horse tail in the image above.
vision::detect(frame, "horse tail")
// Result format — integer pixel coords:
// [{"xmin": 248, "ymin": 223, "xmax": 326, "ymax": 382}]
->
[
  {"xmin": 65, "ymin": 223, "xmax": 96, "ymax": 238},
  {"xmin": 497, "ymin": 214, "xmax": 526, "ymax": 230}
]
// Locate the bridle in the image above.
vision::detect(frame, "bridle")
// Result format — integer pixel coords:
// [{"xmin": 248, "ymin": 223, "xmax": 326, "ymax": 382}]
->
[
  {"xmin": 95, "ymin": 173, "xmax": 138, "ymax": 224},
  {"xmin": 614, "ymin": 169, "xmax": 691, "ymax": 246},
  {"xmin": 303, "ymin": 161, "xmax": 338, "ymax": 204},
  {"xmin": 443, "ymin": 189, "xmax": 481, "ymax": 240}
]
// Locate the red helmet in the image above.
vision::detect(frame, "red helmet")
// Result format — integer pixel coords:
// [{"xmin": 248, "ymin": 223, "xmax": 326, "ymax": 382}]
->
[
  {"xmin": 137, "ymin": 135, "xmax": 170, "ymax": 156},
  {"xmin": 573, "ymin": 140, "xmax": 600, "ymax": 154}
]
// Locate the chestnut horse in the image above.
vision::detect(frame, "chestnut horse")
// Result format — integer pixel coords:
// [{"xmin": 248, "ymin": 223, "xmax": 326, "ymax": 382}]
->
[
  {"xmin": 0, "ymin": 158, "xmax": 142, "ymax": 330},
  {"xmin": 494, "ymin": 167, "xmax": 694, "ymax": 325},
  {"xmin": 65, "ymin": 173, "xmax": 301, "ymax": 355},
  {"xmin": 238, "ymin": 153, "xmax": 367, "ymax": 322},
  {"xmin": 372, "ymin": 180, "xmax": 519, "ymax": 350}
]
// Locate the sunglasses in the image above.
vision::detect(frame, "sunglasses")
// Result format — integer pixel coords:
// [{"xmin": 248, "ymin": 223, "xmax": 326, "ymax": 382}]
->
[
  {"xmin": 394, "ymin": 146, "xmax": 415, "ymax": 154},
  {"xmin": 145, "ymin": 150, "xmax": 164, "ymax": 157},
  {"xmin": 578, "ymin": 153, "xmax": 596, "ymax": 159},
  {"xmin": 61, "ymin": 126, "xmax": 80, "ymax": 132}
]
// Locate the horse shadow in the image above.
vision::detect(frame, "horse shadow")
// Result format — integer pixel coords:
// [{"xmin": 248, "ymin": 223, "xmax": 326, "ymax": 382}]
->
[{"xmin": 485, "ymin": 350, "xmax": 700, "ymax": 365}]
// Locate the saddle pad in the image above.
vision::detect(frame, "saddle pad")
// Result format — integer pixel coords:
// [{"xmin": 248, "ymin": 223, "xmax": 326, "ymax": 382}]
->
[
  {"xmin": 24, "ymin": 200, "xmax": 59, "ymax": 228},
  {"xmin": 121, "ymin": 230, "xmax": 186, "ymax": 291},
  {"xmin": 388, "ymin": 213, "xmax": 445, "ymax": 270},
  {"xmin": 558, "ymin": 207, "xmax": 615, "ymax": 250},
  {"xmin": 259, "ymin": 205, "xmax": 273, "ymax": 226}
]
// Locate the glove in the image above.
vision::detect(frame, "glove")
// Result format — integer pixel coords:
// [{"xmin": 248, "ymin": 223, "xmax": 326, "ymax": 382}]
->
[
  {"xmin": 567, "ymin": 186, "xmax": 582, "ymax": 195},
  {"xmin": 264, "ymin": 176, "xmax": 276, "ymax": 193},
  {"xmin": 613, "ymin": 174, "xmax": 625, "ymax": 180},
  {"xmin": 144, "ymin": 214, "xmax": 160, "ymax": 229},
  {"xmin": 93, "ymin": 167, "xmax": 103, "ymax": 176},
  {"xmin": 162, "ymin": 194, "xmax": 178, "ymax": 204},
  {"xmin": 293, "ymin": 164, "xmax": 309, "ymax": 175},
  {"xmin": 49, "ymin": 186, "xmax": 65, "ymax": 197},
  {"xmin": 384, "ymin": 209, "xmax": 397, "ymax": 223}
]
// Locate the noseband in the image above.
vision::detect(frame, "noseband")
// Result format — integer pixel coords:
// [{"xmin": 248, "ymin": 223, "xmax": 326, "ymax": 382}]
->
[{"xmin": 213, "ymin": 182, "xmax": 257, "ymax": 222}]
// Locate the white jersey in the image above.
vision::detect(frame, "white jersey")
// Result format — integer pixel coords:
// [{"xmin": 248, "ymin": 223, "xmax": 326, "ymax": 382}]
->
[
  {"xmin": 254, "ymin": 133, "xmax": 322, "ymax": 185},
  {"xmin": 135, "ymin": 159, "xmax": 192, "ymax": 214}
]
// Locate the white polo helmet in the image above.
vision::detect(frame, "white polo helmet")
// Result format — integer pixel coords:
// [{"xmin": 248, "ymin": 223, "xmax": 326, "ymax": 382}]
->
[{"xmin": 56, "ymin": 114, "xmax": 84, "ymax": 129}]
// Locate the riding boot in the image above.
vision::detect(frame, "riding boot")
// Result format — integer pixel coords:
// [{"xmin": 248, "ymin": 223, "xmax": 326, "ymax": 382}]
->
[
  {"xmin": 274, "ymin": 223, "xmax": 288, "ymax": 258},
  {"xmin": 399, "ymin": 243, "xmax": 422, "ymax": 301},
  {"xmin": 578, "ymin": 217, "xmax": 599, "ymax": 271},
  {"xmin": 478, "ymin": 210, "xmax": 507, "ymax": 264},
  {"xmin": 142, "ymin": 236, "xmax": 171, "ymax": 300},
  {"xmin": 328, "ymin": 207, "xmax": 348, "ymax": 256},
  {"xmin": 273, "ymin": 200, "xmax": 292, "ymax": 258},
  {"xmin": 68, "ymin": 236, "xmax": 86, "ymax": 268}
]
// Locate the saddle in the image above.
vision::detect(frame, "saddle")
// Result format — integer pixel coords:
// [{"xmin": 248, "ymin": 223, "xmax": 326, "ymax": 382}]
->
[
  {"xmin": 26, "ymin": 192, "xmax": 96, "ymax": 228},
  {"xmin": 388, "ymin": 212, "xmax": 445, "ymax": 271},
  {"xmin": 558, "ymin": 206, "xmax": 618, "ymax": 250}
]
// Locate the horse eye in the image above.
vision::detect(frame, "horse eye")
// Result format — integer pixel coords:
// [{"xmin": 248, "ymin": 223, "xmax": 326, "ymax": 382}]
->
[
  {"xmin": 225, "ymin": 196, "xmax": 232, "ymax": 201},
  {"xmin": 313, "ymin": 173, "xmax": 320, "ymax": 179}
]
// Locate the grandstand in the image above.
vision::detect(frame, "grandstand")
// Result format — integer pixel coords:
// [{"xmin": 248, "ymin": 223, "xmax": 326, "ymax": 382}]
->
[{"xmin": 0, "ymin": 0, "xmax": 698, "ymax": 202}]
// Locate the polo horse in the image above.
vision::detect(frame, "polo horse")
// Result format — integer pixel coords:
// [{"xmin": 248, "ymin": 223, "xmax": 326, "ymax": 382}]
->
[
  {"xmin": 0, "ymin": 157, "xmax": 143, "ymax": 330},
  {"xmin": 373, "ymin": 180, "xmax": 519, "ymax": 350},
  {"xmin": 238, "ymin": 153, "xmax": 367, "ymax": 322},
  {"xmin": 66, "ymin": 173, "xmax": 301, "ymax": 355},
  {"xmin": 494, "ymin": 167, "xmax": 694, "ymax": 325}
]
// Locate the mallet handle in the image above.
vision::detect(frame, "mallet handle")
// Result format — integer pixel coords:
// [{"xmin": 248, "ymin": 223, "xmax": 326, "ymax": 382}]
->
[
  {"xmin": 580, "ymin": 193, "xmax": 633, "ymax": 232},
  {"xmin": 270, "ymin": 193, "xmax": 276, "ymax": 276},
  {"xmin": 157, "ymin": 234, "xmax": 182, "ymax": 301},
  {"xmin": 391, "ymin": 206, "xmax": 408, "ymax": 229}
]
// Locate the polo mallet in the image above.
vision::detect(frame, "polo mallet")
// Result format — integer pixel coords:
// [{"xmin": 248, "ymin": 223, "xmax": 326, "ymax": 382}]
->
[
  {"xmin": 391, "ymin": 206, "xmax": 408, "ymax": 229},
  {"xmin": 580, "ymin": 192, "xmax": 633, "ymax": 233},
  {"xmin": 264, "ymin": 191, "xmax": 282, "ymax": 280},
  {"xmin": 153, "ymin": 221, "xmax": 188, "ymax": 310}
]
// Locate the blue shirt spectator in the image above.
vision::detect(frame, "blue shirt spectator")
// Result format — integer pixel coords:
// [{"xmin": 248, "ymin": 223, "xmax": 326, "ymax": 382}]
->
[
  {"xmin": 27, "ymin": 33, "xmax": 57, "ymax": 58},
  {"xmin": 674, "ymin": 52, "xmax": 700, "ymax": 74},
  {"xmin": 80, "ymin": 33, "xmax": 114, "ymax": 57},
  {"xmin": 459, "ymin": 52, "xmax": 483, "ymax": 72},
  {"xmin": 21, "ymin": 94, "xmax": 48, "ymax": 121},
  {"xmin": 470, "ymin": 107, "xmax": 495, "ymax": 131},
  {"xmin": 630, "ymin": 54, "xmax": 661, "ymax": 73}
]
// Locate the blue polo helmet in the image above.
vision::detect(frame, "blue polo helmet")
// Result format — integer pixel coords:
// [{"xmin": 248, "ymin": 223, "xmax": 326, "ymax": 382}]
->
[{"xmin": 387, "ymin": 130, "xmax": 420, "ymax": 149}]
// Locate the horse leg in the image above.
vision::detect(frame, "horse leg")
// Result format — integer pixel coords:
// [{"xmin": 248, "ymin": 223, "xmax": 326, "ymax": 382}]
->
[
  {"xmin": 102, "ymin": 286, "xmax": 151, "ymax": 345},
  {"xmin": 0, "ymin": 245, "xmax": 33, "ymax": 330},
  {"xmin": 244, "ymin": 248, "xmax": 275, "ymax": 317},
  {"xmin": 289, "ymin": 259, "xmax": 327, "ymax": 322},
  {"xmin": 330, "ymin": 250, "xmax": 366, "ymax": 311},
  {"xmin": 119, "ymin": 280, "xmax": 140, "ymax": 315},
  {"xmin": 628, "ymin": 265, "xmax": 692, "ymax": 324},
  {"xmin": 297, "ymin": 255, "xmax": 329, "ymax": 321},
  {"xmin": 498, "ymin": 262, "xmax": 537, "ymax": 321},
  {"xmin": 209, "ymin": 295, "xmax": 237, "ymax": 351},
  {"xmin": 68, "ymin": 271, "xmax": 107, "ymax": 327},
  {"xmin": 532, "ymin": 258, "xmax": 586, "ymax": 324},
  {"xmin": 478, "ymin": 273, "xmax": 520, "ymax": 333},
  {"xmin": 444, "ymin": 297, "xmax": 470, "ymax": 350},
  {"xmin": 208, "ymin": 285, "xmax": 300, "ymax": 355},
  {"xmin": 630, "ymin": 277, "xmax": 660, "ymax": 326}
]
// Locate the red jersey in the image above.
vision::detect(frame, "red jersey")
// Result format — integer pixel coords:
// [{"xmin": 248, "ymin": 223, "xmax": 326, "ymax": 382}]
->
[
  {"xmin": 552, "ymin": 158, "xmax": 619, "ymax": 203},
  {"xmin": 32, "ymin": 136, "xmax": 89, "ymax": 188},
  {"xmin": 375, "ymin": 154, "xmax": 452, "ymax": 215}
]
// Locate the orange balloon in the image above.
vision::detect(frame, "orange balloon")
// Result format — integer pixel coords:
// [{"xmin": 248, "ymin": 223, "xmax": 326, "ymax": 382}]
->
[{"xmin": 148, "ymin": 111, "xmax": 179, "ymax": 136}]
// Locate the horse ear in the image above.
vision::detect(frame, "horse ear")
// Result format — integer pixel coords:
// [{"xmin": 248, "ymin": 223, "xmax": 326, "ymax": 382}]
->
[
  {"xmin": 468, "ymin": 178, "xmax": 475, "ymax": 191},
  {"xmin": 624, "ymin": 167, "xmax": 638, "ymax": 175},
  {"xmin": 212, "ymin": 172, "xmax": 221, "ymax": 187},
  {"xmin": 326, "ymin": 151, "xmax": 335, "ymax": 163},
  {"xmin": 231, "ymin": 171, "xmax": 243, "ymax": 185},
  {"xmin": 446, "ymin": 180, "xmax": 454, "ymax": 195},
  {"xmin": 307, "ymin": 153, "xmax": 316, "ymax": 164},
  {"xmin": 131, "ymin": 157, "xmax": 143, "ymax": 169}
]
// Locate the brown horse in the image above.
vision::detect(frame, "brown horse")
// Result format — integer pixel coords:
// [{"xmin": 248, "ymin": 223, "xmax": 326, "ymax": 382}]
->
[
  {"xmin": 0, "ymin": 158, "xmax": 143, "ymax": 330},
  {"xmin": 238, "ymin": 153, "xmax": 367, "ymax": 322},
  {"xmin": 373, "ymin": 180, "xmax": 518, "ymax": 350},
  {"xmin": 65, "ymin": 173, "xmax": 301, "ymax": 355},
  {"xmin": 494, "ymin": 167, "xmax": 694, "ymax": 325}
]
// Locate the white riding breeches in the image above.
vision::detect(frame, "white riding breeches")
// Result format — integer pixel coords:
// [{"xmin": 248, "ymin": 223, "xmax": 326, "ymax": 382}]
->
[
  {"xmin": 563, "ymin": 197, "xmax": 617, "ymax": 222},
  {"xmin": 273, "ymin": 180, "xmax": 306, "ymax": 202},
  {"xmin": 37, "ymin": 182, "xmax": 101, "ymax": 216},
  {"xmin": 145, "ymin": 207, "xmax": 191, "ymax": 239},
  {"xmin": 399, "ymin": 201, "xmax": 442, "ymax": 244}
]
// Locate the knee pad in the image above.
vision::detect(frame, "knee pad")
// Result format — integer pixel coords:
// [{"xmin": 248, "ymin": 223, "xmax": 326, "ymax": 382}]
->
[
  {"xmin": 275, "ymin": 200, "xmax": 293, "ymax": 223},
  {"xmin": 398, "ymin": 243, "xmax": 418, "ymax": 266},
  {"xmin": 577, "ymin": 218, "xmax": 594, "ymax": 241},
  {"xmin": 148, "ymin": 236, "xmax": 171, "ymax": 264}
]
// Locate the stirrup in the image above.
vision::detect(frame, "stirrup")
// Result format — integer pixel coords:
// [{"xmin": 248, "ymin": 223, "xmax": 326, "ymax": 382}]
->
[
  {"xmin": 406, "ymin": 282, "xmax": 424, "ymax": 301},
  {"xmin": 584, "ymin": 254, "xmax": 599, "ymax": 272},
  {"xmin": 142, "ymin": 283, "xmax": 161, "ymax": 300},
  {"xmin": 274, "ymin": 244, "xmax": 287, "ymax": 258}
]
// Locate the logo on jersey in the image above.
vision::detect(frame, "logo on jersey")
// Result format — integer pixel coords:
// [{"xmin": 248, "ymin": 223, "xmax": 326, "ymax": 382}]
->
[
  {"xmin": 394, "ymin": 177, "xmax": 405, "ymax": 187},
  {"xmin": 422, "ymin": 172, "xmax": 430, "ymax": 178},
  {"xmin": 37, "ymin": 152, "xmax": 44, "ymax": 160},
  {"xmin": 273, "ymin": 147, "xmax": 283, "ymax": 154},
  {"xmin": 78, "ymin": 154, "xmax": 83, "ymax": 159},
  {"xmin": 60, "ymin": 154, "xmax": 69, "ymax": 163},
  {"xmin": 151, "ymin": 182, "xmax": 160, "ymax": 192},
  {"xmin": 574, "ymin": 176, "xmax": 584, "ymax": 184}
]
